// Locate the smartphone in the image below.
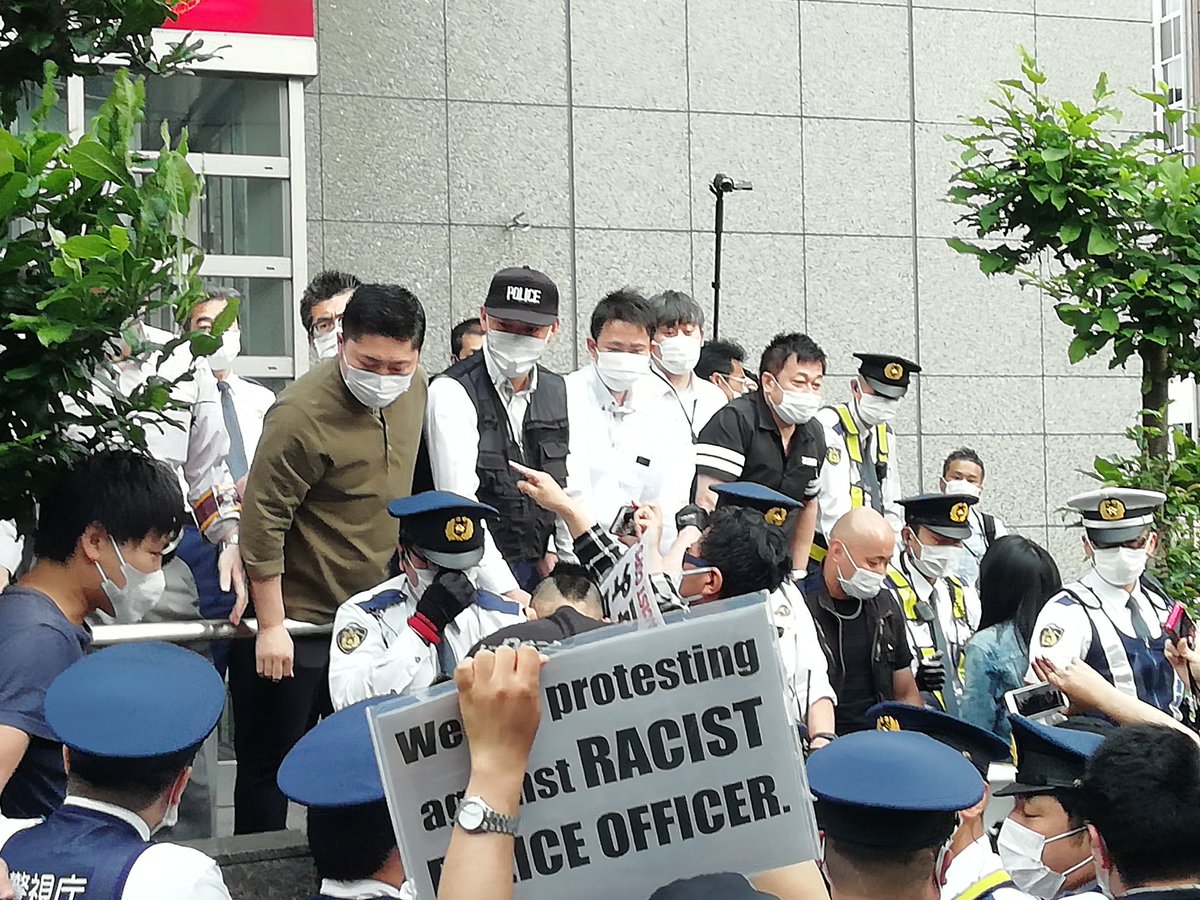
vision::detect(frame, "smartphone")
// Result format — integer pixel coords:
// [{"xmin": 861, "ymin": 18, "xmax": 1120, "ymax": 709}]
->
[
  {"xmin": 1004, "ymin": 682, "xmax": 1068, "ymax": 724},
  {"xmin": 609, "ymin": 504, "xmax": 637, "ymax": 538},
  {"xmin": 1165, "ymin": 602, "xmax": 1196, "ymax": 645}
]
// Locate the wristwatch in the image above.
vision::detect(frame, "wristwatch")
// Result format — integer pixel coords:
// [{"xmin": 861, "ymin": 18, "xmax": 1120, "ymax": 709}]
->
[{"xmin": 456, "ymin": 796, "xmax": 519, "ymax": 836}]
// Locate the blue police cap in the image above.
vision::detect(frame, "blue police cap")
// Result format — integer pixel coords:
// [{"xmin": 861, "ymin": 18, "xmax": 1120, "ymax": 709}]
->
[
  {"xmin": 808, "ymin": 730, "xmax": 984, "ymax": 849},
  {"xmin": 868, "ymin": 702, "xmax": 1010, "ymax": 778},
  {"xmin": 45, "ymin": 642, "xmax": 224, "ymax": 758},
  {"xmin": 898, "ymin": 492, "xmax": 978, "ymax": 541},
  {"xmin": 278, "ymin": 696, "xmax": 390, "ymax": 808},
  {"xmin": 387, "ymin": 490, "xmax": 499, "ymax": 570},
  {"xmin": 854, "ymin": 352, "xmax": 920, "ymax": 399},
  {"xmin": 711, "ymin": 481, "xmax": 803, "ymax": 526},
  {"xmin": 994, "ymin": 715, "xmax": 1105, "ymax": 796}
]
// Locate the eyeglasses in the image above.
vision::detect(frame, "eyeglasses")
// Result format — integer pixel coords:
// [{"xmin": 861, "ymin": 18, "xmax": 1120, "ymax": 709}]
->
[{"xmin": 311, "ymin": 313, "xmax": 343, "ymax": 336}]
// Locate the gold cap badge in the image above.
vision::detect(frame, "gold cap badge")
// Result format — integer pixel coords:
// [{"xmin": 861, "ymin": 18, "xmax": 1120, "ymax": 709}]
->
[
  {"xmin": 884, "ymin": 362, "xmax": 904, "ymax": 381},
  {"xmin": 446, "ymin": 516, "xmax": 474, "ymax": 542},
  {"xmin": 877, "ymin": 715, "xmax": 902, "ymax": 732},
  {"xmin": 764, "ymin": 507, "xmax": 788, "ymax": 527},
  {"xmin": 1099, "ymin": 498, "xmax": 1126, "ymax": 521},
  {"xmin": 949, "ymin": 502, "xmax": 969, "ymax": 524}
]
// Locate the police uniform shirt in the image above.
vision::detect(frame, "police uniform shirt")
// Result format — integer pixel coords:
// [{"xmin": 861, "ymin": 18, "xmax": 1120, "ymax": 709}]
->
[
  {"xmin": 772, "ymin": 581, "xmax": 836, "ymax": 722},
  {"xmin": 953, "ymin": 507, "xmax": 1009, "ymax": 588},
  {"xmin": 632, "ymin": 370, "xmax": 729, "ymax": 550},
  {"xmin": 218, "ymin": 373, "xmax": 276, "ymax": 462},
  {"xmin": 0, "ymin": 585, "xmax": 91, "ymax": 819},
  {"xmin": 815, "ymin": 404, "xmax": 904, "ymax": 538},
  {"xmin": 328, "ymin": 573, "xmax": 525, "ymax": 710},
  {"xmin": 1026, "ymin": 567, "xmax": 1174, "ymax": 699},
  {"xmin": 564, "ymin": 364, "xmax": 659, "ymax": 531},
  {"xmin": 891, "ymin": 554, "xmax": 980, "ymax": 700},
  {"xmin": 425, "ymin": 343, "xmax": 582, "ymax": 595},
  {"xmin": 694, "ymin": 391, "xmax": 825, "ymax": 505},
  {"xmin": 0, "ymin": 796, "xmax": 230, "ymax": 899},
  {"xmin": 942, "ymin": 834, "xmax": 1034, "ymax": 900},
  {"xmin": 315, "ymin": 877, "xmax": 415, "ymax": 899}
]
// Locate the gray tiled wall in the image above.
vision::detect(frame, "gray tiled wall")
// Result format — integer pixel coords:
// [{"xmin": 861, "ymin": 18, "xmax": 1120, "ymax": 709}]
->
[{"xmin": 305, "ymin": 0, "xmax": 1152, "ymax": 566}]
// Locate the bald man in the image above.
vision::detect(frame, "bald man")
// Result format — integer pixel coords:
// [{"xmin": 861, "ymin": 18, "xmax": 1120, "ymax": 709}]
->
[{"xmin": 799, "ymin": 508, "xmax": 922, "ymax": 735}]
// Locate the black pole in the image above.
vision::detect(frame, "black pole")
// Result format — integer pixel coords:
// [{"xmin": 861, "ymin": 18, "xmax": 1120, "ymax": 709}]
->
[{"xmin": 711, "ymin": 187, "xmax": 725, "ymax": 340}]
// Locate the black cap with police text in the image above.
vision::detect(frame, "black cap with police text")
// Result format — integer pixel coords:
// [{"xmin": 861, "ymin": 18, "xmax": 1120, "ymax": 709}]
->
[
  {"xmin": 387, "ymin": 490, "xmax": 498, "ymax": 570},
  {"xmin": 649, "ymin": 873, "xmax": 772, "ymax": 900},
  {"xmin": 712, "ymin": 481, "xmax": 804, "ymax": 527},
  {"xmin": 898, "ymin": 492, "xmax": 978, "ymax": 541},
  {"xmin": 1066, "ymin": 487, "xmax": 1166, "ymax": 546},
  {"xmin": 868, "ymin": 701, "xmax": 1010, "ymax": 779},
  {"xmin": 278, "ymin": 696, "xmax": 390, "ymax": 808},
  {"xmin": 808, "ymin": 730, "xmax": 984, "ymax": 851},
  {"xmin": 993, "ymin": 715, "xmax": 1104, "ymax": 797},
  {"xmin": 854, "ymin": 352, "xmax": 920, "ymax": 399},
  {"xmin": 45, "ymin": 642, "xmax": 225, "ymax": 759},
  {"xmin": 485, "ymin": 265, "xmax": 560, "ymax": 327}
]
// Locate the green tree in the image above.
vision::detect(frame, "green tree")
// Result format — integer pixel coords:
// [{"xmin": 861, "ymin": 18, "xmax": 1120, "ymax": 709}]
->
[
  {"xmin": 946, "ymin": 50, "xmax": 1200, "ymax": 462},
  {"xmin": 0, "ymin": 4, "xmax": 222, "ymax": 533}
]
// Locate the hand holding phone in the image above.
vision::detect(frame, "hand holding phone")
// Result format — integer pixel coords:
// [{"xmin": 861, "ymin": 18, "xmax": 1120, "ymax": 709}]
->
[
  {"xmin": 1004, "ymin": 681, "xmax": 1068, "ymax": 723},
  {"xmin": 1165, "ymin": 602, "xmax": 1195, "ymax": 647},
  {"xmin": 610, "ymin": 504, "xmax": 638, "ymax": 538}
]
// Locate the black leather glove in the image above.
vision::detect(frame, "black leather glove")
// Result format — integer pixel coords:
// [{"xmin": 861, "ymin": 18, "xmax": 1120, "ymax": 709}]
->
[
  {"xmin": 675, "ymin": 504, "xmax": 710, "ymax": 533},
  {"xmin": 916, "ymin": 652, "xmax": 946, "ymax": 693},
  {"xmin": 409, "ymin": 570, "xmax": 477, "ymax": 639}
]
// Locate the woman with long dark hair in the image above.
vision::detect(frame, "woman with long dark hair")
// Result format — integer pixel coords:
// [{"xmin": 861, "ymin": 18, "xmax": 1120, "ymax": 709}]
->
[{"xmin": 960, "ymin": 534, "xmax": 1063, "ymax": 741}]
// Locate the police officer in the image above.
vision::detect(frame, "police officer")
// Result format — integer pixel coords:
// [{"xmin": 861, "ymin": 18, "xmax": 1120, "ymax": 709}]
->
[
  {"xmin": 994, "ymin": 717, "xmax": 1106, "ymax": 899},
  {"xmin": 1026, "ymin": 488, "xmax": 1178, "ymax": 715},
  {"xmin": 278, "ymin": 697, "xmax": 414, "ymax": 899},
  {"xmin": 889, "ymin": 493, "xmax": 982, "ymax": 716},
  {"xmin": 0, "ymin": 643, "xmax": 231, "ymax": 898},
  {"xmin": 802, "ymin": 507, "xmax": 923, "ymax": 734},
  {"xmin": 707, "ymin": 482, "xmax": 837, "ymax": 746},
  {"xmin": 695, "ymin": 332, "xmax": 828, "ymax": 569},
  {"xmin": 807, "ymin": 730, "xmax": 993, "ymax": 900},
  {"xmin": 816, "ymin": 352, "xmax": 920, "ymax": 540},
  {"xmin": 328, "ymin": 491, "xmax": 525, "ymax": 709},
  {"xmin": 866, "ymin": 702, "xmax": 1027, "ymax": 900},
  {"xmin": 425, "ymin": 266, "xmax": 580, "ymax": 600}
]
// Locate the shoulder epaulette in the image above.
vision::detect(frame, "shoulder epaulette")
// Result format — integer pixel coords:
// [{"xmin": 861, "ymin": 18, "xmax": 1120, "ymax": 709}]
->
[{"xmin": 357, "ymin": 588, "xmax": 408, "ymax": 614}]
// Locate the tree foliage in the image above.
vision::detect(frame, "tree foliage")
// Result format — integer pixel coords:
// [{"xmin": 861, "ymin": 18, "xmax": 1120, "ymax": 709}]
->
[
  {"xmin": 946, "ymin": 50, "xmax": 1200, "ymax": 459},
  {"xmin": 0, "ymin": 1, "xmax": 210, "ymax": 123},
  {"xmin": 0, "ymin": 66, "xmax": 223, "ymax": 532}
]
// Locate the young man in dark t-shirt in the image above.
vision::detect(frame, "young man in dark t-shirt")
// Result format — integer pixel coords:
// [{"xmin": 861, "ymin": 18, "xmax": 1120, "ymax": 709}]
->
[{"xmin": 0, "ymin": 450, "xmax": 185, "ymax": 817}]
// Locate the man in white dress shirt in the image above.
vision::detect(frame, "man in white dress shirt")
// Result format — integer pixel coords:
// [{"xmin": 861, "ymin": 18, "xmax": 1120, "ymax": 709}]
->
[
  {"xmin": 0, "ymin": 642, "xmax": 232, "ymax": 899},
  {"xmin": 564, "ymin": 289, "xmax": 659, "ymax": 530},
  {"xmin": 425, "ymin": 266, "xmax": 580, "ymax": 601},
  {"xmin": 633, "ymin": 291, "xmax": 728, "ymax": 549}
]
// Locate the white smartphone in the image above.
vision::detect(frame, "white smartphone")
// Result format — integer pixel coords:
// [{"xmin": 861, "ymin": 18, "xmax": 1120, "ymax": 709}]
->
[{"xmin": 1004, "ymin": 681, "xmax": 1068, "ymax": 724}]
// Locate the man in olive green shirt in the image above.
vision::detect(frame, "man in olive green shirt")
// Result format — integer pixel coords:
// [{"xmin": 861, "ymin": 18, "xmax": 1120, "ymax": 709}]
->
[{"xmin": 231, "ymin": 283, "xmax": 427, "ymax": 834}]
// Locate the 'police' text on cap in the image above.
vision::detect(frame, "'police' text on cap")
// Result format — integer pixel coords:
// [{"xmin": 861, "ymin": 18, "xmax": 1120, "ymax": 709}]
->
[{"xmin": 484, "ymin": 266, "xmax": 560, "ymax": 327}]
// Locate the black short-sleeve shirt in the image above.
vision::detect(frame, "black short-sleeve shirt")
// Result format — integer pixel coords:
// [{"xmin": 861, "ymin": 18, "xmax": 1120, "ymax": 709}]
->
[
  {"xmin": 0, "ymin": 586, "xmax": 92, "ymax": 818},
  {"xmin": 694, "ymin": 391, "xmax": 826, "ymax": 502}
]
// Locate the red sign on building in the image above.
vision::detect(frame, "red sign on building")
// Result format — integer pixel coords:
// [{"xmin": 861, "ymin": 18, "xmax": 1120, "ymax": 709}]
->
[{"xmin": 163, "ymin": 0, "xmax": 315, "ymax": 39}]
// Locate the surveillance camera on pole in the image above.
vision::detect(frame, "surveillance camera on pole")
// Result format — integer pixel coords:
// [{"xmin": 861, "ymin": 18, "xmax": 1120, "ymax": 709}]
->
[{"xmin": 709, "ymin": 173, "xmax": 753, "ymax": 339}]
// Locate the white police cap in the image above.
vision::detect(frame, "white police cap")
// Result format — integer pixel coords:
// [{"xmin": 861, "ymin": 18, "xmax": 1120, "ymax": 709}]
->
[{"xmin": 1066, "ymin": 487, "xmax": 1166, "ymax": 544}]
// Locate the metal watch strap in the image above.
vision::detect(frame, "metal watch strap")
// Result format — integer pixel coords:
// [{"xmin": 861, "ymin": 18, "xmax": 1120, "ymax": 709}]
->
[{"xmin": 457, "ymin": 796, "xmax": 519, "ymax": 836}]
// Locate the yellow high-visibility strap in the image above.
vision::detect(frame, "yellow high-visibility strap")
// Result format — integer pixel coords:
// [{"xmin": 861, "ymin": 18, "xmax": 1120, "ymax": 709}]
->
[
  {"xmin": 835, "ymin": 404, "xmax": 863, "ymax": 464},
  {"xmin": 876, "ymin": 422, "xmax": 889, "ymax": 463},
  {"xmin": 954, "ymin": 870, "xmax": 1015, "ymax": 900}
]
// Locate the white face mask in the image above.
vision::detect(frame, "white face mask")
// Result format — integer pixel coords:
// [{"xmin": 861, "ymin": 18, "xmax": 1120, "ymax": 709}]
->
[
  {"xmin": 312, "ymin": 325, "xmax": 341, "ymax": 361},
  {"xmin": 654, "ymin": 333, "xmax": 702, "ymax": 375},
  {"xmin": 909, "ymin": 533, "xmax": 961, "ymax": 580},
  {"xmin": 998, "ymin": 818, "xmax": 1091, "ymax": 899},
  {"xmin": 341, "ymin": 358, "xmax": 413, "ymax": 410},
  {"xmin": 767, "ymin": 377, "xmax": 823, "ymax": 425},
  {"xmin": 206, "ymin": 329, "xmax": 241, "ymax": 373},
  {"xmin": 835, "ymin": 547, "xmax": 886, "ymax": 600},
  {"xmin": 151, "ymin": 796, "xmax": 181, "ymax": 836},
  {"xmin": 857, "ymin": 392, "xmax": 900, "ymax": 426},
  {"xmin": 674, "ymin": 566, "xmax": 718, "ymax": 605},
  {"xmin": 1090, "ymin": 545, "xmax": 1148, "ymax": 587},
  {"xmin": 943, "ymin": 478, "xmax": 982, "ymax": 499},
  {"xmin": 487, "ymin": 331, "xmax": 548, "ymax": 380},
  {"xmin": 94, "ymin": 537, "xmax": 167, "ymax": 617},
  {"xmin": 403, "ymin": 550, "xmax": 438, "ymax": 597},
  {"xmin": 595, "ymin": 350, "xmax": 649, "ymax": 393}
]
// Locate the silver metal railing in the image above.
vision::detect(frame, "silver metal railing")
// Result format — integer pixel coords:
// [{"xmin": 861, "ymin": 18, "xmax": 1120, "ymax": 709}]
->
[{"xmin": 91, "ymin": 618, "xmax": 332, "ymax": 647}]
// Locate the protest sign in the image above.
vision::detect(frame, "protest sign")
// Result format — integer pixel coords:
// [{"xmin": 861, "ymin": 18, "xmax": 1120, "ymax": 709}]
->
[
  {"xmin": 598, "ymin": 537, "xmax": 665, "ymax": 628},
  {"xmin": 368, "ymin": 596, "xmax": 818, "ymax": 900}
]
